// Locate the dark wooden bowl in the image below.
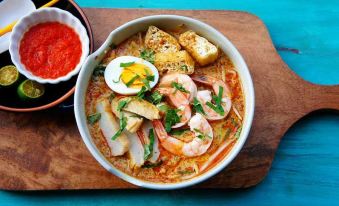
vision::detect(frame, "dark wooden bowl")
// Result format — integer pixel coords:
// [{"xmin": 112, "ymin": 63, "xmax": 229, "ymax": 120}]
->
[{"xmin": 0, "ymin": 0, "xmax": 93, "ymax": 112}]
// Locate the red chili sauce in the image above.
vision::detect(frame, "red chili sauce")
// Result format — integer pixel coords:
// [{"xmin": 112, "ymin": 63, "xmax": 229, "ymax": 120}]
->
[{"xmin": 19, "ymin": 22, "xmax": 82, "ymax": 79}]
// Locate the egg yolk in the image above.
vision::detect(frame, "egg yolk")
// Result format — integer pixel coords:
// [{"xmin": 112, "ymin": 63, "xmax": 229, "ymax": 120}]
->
[{"xmin": 121, "ymin": 63, "xmax": 153, "ymax": 89}]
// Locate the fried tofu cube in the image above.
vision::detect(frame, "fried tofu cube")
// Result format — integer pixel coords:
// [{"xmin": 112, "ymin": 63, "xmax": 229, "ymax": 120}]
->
[
  {"xmin": 179, "ymin": 30, "xmax": 219, "ymax": 66},
  {"xmin": 154, "ymin": 50, "xmax": 195, "ymax": 75},
  {"xmin": 145, "ymin": 26, "xmax": 181, "ymax": 53},
  {"xmin": 111, "ymin": 98, "xmax": 144, "ymax": 133},
  {"xmin": 116, "ymin": 97, "xmax": 161, "ymax": 120}
]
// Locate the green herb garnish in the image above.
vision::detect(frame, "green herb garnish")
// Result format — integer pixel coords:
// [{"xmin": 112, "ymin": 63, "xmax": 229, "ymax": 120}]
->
[
  {"xmin": 141, "ymin": 78, "xmax": 151, "ymax": 90},
  {"xmin": 194, "ymin": 128, "xmax": 212, "ymax": 140},
  {"xmin": 125, "ymin": 74, "xmax": 140, "ymax": 87},
  {"xmin": 171, "ymin": 82, "xmax": 189, "ymax": 93},
  {"xmin": 206, "ymin": 86, "xmax": 225, "ymax": 115},
  {"xmin": 117, "ymin": 99, "xmax": 130, "ymax": 112},
  {"xmin": 144, "ymin": 69, "xmax": 155, "ymax": 81},
  {"xmin": 156, "ymin": 103, "xmax": 170, "ymax": 113},
  {"xmin": 137, "ymin": 86, "xmax": 147, "ymax": 99},
  {"xmin": 170, "ymin": 128, "xmax": 189, "ymax": 136},
  {"xmin": 141, "ymin": 160, "xmax": 163, "ymax": 168},
  {"xmin": 149, "ymin": 91, "xmax": 163, "ymax": 104},
  {"xmin": 144, "ymin": 129, "xmax": 155, "ymax": 160},
  {"xmin": 120, "ymin": 61, "xmax": 135, "ymax": 67},
  {"xmin": 181, "ymin": 65, "xmax": 188, "ymax": 72},
  {"xmin": 112, "ymin": 114, "xmax": 127, "ymax": 140},
  {"xmin": 193, "ymin": 97, "xmax": 206, "ymax": 115},
  {"xmin": 164, "ymin": 109, "xmax": 181, "ymax": 132},
  {"xmin": 87, "ymin": 113, "xmax": 101, "ymax": 125},
  {"xmin": 140, "ymin": 49, "xmax": 155, "ymax": 64}
]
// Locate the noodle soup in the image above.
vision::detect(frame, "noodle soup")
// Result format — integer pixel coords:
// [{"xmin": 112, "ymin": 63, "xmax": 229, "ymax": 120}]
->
[{"xmin": 84, "ymin": 25, "xmax": 245, "ymax": 183}]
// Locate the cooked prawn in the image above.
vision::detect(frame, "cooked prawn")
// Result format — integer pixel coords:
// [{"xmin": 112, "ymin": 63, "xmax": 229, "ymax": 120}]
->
[
  {"xmin": 157, "ymin": 87, "xmax": 191, "ymax": 128},
  {"xmin": 152, "ymin": 113, "xmax": 213, "ymax": 157},
  {"xmin": 159, "ymin": 73, "xmax": 197, "ymax": 102},
  {"xmin": 192, "ymin": 75, "xmax": 232, "ymax": 120}
]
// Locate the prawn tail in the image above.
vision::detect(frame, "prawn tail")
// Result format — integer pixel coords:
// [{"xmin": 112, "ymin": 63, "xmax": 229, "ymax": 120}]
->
[{"xmin": 152, "ymin": 120, "xmax": 167, "ymax": 142}]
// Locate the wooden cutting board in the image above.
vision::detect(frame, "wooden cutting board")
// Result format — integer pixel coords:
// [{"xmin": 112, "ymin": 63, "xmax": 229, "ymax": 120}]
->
[{"xmin": 0, "ymin": 9, "xmax": 338, "ymax": 190}]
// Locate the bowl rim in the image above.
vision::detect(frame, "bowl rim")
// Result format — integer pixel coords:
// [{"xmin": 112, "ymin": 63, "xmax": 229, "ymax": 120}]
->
[
  {"xmin": 74, "ymin": 14, "xmax": 255, "ymax": 190},
  {"xmin": 9, "ymin": 7, "xmax": 89, "ymax": 84},
  {"xmin": 0, "ymin": 0, "xmax": 94, "ymax": 112}
]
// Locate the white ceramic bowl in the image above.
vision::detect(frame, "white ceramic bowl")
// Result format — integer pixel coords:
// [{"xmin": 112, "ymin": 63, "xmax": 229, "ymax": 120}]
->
[
  {"xmin": 9, "ymin": 7, "xmax": 89, "ymax": 84},
  {"xmin": 74, "ymin": 15, "xmax": 255, "ymax": 190}
]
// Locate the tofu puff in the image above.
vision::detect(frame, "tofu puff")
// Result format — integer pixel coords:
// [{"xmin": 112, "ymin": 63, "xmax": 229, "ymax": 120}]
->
[
  {"xmin": 145, "ymin": 26, "xmax": 181, "ymax": 53},
  {"xmin": 154, "ymin": 50, "xmax": 195, "ymax": 75},
  {"xmin": 179, "ymin": 30, "xmax": 219, "ymax": 66}
]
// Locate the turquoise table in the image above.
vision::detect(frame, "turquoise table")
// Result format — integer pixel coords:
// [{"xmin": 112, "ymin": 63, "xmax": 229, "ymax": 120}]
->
[{"xmin": 1, "ymin": 1, "xmax": 338, "ymax": 205}]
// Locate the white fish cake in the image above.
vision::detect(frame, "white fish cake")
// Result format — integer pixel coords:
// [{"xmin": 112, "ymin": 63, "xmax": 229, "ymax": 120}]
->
[{"xmin": 96, "ymin": 99, "xmax": 130, "ymax": 156}]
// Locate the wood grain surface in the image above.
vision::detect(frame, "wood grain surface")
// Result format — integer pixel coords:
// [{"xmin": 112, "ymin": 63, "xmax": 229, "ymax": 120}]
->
[{"xmin": 0, "ymin": 9, "xmax": 338, "ymax": 190}]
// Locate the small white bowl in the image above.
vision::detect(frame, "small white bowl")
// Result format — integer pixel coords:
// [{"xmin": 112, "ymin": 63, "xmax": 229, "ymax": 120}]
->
[
  {"xmin": 9, "ymin": 7, "xmax": 89, "ymax": 84},
  {"xmin": 75, "ymin": 15, "xmax": 255, "ymax": 190}
]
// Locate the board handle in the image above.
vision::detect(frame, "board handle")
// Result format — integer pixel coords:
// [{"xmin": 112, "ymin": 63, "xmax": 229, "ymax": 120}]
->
[{"xmin": 305, "ymin": 83, "xmax": 339, "ymax": 111}]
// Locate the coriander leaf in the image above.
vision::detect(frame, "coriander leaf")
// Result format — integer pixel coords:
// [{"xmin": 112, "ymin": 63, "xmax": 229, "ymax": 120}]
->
[
  {"xmin": 112, "ymin": 115, "xmax": 127, "ymax": 140},
  {"xmin": 120, "ymin": 61, "xmax": 135, "ymax": 67},
  {"xmin": 170, "ymin": 128, "xmax": 189, "ymax": 136},
  {"xmin": 206, "ymin": 101, "xmax": 225, "ymax": 116},
  {"xmin": 150, "ymin": 91, "xmax": 163, "ymax": 104},
  {"xmin": 208, "ymin": 86, "xmax": 225, "ymax": 115},
  {"xmin": 197, "ymin": 134, "xmax": 205, "ymax": 139},
  {"xmin": 146, "ymin": 75, "xmax": 155, "ymax": 81},
  {"xmin": 141, "ymin": 160, "xmax": 163, "ymax": 168},
  {"xmin": 141, "ymin": 78, "xmax": 151, "ymax": 90},
  {"xmin": 87, "ymin": 113, "xmax": 101, "ymax": 125},
  {"xmin": 156, "ymin": 103, "xmax": 170, "ymax": 113},
  {"xmin": 194, "ymin": 128, "xmax": 212, "ymax": 139},
  {"xmin": 137, "ymin": 86, "xmax": 147, "ymax": 99},
  {"xmin": 125, "ymin": 75, "xmax": 140, "ymax": 87},
  {"xmin": 111, "ymin": 130, "xmax": 122, "ymax": 140},
  {"xmin": 117, "ymin": 99, "xmax": 130, "ymax": 112},
  {"xmin": 180, "ymin": 65, "xmax": 188, "ymax": 72},
  {"xmin": 140, "ymin": 49, "xmax": 155, "ymax": 64},
  {"xmin": 144, "ymin": 129, "xmax": 155, "ymax": 160},
  {"xmin": 171, "ymin": 82, "xmax": 189, "ymax": 93},
  {"xmin": 144, "ymin": 146, "xmax": 151, "ymax": 161},
  {"xmin": 164, "ymin": 109, "xmax": 181, "ymax": 132},
  {"xmin": 193, "ymin": 97, "xmax": 206, "ymax": 115},
  {"xmin": 144, "ymin": 69, "xmax": 155, "ymax": 81}
]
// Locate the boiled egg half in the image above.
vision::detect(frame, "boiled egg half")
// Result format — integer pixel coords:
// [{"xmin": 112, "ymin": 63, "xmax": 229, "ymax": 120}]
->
[{"xmin": 104, "ymin": 56, "xmax": 159, "ymax": 95}]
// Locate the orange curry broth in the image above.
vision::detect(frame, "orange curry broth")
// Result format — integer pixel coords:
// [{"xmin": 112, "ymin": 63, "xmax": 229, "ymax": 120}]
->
[{"xmin": 19, "ymin": 22, "xmax": 82, "ymax": 79}]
